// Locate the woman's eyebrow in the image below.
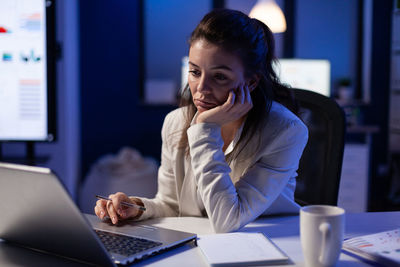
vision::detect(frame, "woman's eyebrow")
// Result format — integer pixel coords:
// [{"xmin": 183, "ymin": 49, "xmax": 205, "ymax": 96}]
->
[
  {"xmin": 189, "ymin": 61, "xmax": 199, "ymax": 68},
  {"xmin": 188, "ymin": 62, "xmax": 232, "ymax": 71},
  {"xmin": 211, "ymin": 65, "xmax": 233, "ymax": 71}
]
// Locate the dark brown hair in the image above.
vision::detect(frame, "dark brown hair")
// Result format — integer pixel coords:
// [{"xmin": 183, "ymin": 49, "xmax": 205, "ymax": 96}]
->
[{"xmin": 179, "ymin": 9, "xmax": 297, "ymax": 161}]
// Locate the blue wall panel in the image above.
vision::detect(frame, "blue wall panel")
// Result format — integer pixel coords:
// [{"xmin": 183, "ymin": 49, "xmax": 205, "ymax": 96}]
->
[
  {"xmin": 295, "ymin": 0, "xmax": 358, "ymax": 94},
  {"xmin": 79, "ymin": 0, "xmax": 173, "ymax": 178}
]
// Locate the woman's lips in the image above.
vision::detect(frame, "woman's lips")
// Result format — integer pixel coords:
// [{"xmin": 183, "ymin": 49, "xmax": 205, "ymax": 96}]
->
[{"xmin": 194, "ymin": 99, "xmax": 217, "ymax": 109}]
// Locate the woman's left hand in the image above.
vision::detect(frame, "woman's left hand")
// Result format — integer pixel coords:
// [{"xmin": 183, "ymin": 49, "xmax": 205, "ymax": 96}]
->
[{"xmin": 196, "ymin": 84, "xmax": 253, "ymax": 126}]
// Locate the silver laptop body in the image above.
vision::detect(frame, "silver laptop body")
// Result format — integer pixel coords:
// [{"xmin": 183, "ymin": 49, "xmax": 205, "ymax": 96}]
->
[{"xmin": 0, "ymin": 162, "xmax": 197, "ymax": 266}]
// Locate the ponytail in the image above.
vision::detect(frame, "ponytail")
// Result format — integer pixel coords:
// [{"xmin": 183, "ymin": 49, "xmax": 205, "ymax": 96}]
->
[{"xmin": 255, "ymin": 19, "xmax": 299, "ymax": 115}]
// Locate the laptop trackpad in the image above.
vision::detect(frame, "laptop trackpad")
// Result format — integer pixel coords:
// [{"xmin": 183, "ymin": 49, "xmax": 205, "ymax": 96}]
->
[{"xmin": 86, "ymin": 214, "xmax": 157, "ymax": 237}]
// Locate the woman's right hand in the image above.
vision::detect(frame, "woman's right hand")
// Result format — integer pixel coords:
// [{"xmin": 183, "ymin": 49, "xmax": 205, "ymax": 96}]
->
[
  {"xmin": 94, "ymin": 192, "xmax": 140, "ymax": 224},
  {"xmin": 196, "ymin": 83, "xmax": 253, "ymax": 126}
]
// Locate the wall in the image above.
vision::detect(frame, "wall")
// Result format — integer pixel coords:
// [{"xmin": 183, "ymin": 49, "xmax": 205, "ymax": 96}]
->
[
  {"xmin": 145, "ymin": 0, "xmax": 210, "ymax": 84},
  {"xmin": 79, "ymin": 0, "xmax": 174, "ymax": 181},
  {"xmin": 295, "ymin": 0, "xmax": 358, "ymax": 94},
  {"xmin": 144, "ymin": 0, "xmax": 211, "ymax": 103}
]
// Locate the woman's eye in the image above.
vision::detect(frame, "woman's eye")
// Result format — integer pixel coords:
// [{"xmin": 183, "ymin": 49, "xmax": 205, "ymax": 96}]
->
[
  {"xmin": 214, "ymin": 73, "xmax": 228, "ymax": 81},
  {"xmin": 189, "ymin": 70, "xmax": 200, "ymax": 77}
]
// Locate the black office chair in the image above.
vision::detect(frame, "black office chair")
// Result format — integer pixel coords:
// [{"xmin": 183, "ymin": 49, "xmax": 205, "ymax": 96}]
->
[{"xmin": 291, "ymin": 88, "xmax": 346, "ymax": 206}]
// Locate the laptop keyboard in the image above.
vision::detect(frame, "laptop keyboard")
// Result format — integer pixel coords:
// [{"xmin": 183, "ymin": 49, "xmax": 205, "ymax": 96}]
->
[{"xmin": 95, "ymin": 229, "xmax": 162, "ymax": 257}]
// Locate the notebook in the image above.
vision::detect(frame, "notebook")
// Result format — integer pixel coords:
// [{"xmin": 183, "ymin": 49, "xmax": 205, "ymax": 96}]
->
[
  {"xmin": 197, "ymin": 232, "xmax": 289, "ymax": 266},
  {"xmin": 0, "ymin": 162, "xmax": 197, "ymax": 266},
  {"xmin": 343, "ymin": 229, "xmax": 400, "ymax": 267}
]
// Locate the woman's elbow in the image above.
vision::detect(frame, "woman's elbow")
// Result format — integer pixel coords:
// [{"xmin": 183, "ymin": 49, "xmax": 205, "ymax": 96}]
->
[{"xmin": 211, "ymin": 218, "xmax": 244, "ymax": 233}]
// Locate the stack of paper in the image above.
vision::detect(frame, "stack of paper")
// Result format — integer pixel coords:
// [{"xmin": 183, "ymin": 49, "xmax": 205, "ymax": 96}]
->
[{"xmin": 197, "ymin": 232, "xmax": 289, "ymax": 266}]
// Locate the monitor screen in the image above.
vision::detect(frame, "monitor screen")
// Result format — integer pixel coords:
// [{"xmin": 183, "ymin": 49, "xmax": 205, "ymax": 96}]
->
[
  {"xmin": 0, "ymin": 0, "xmax": 56, "ymax": 141},
  {"xmin": 274, "ymin": 59, "xmax": 331, "ymax": 97},
  {"xmin": 181, "ymin": 56, "xmax": 189, "ymax": 92}
]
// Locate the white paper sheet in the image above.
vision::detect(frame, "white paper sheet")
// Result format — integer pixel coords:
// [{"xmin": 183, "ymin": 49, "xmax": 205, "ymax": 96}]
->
[
  {"xmin": 197, "ymin": 232, "xmax": 289, "ymax": 266},
  {"xmin": 344, "ymin": 228, "xmax": 400, "ymax": 263}
]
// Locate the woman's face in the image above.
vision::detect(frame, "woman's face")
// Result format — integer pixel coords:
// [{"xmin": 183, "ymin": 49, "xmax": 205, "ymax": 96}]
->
[{"xmin": 188, "ymin": 39, "xmax": 247, "ymax": 113}]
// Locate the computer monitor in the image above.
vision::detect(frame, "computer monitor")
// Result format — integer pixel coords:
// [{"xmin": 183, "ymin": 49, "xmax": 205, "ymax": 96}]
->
[
  {"xmin": 0, "ymin": 0, "xmax": 56, "ymax": 142},
  {"xmin": 274, "ymin": 59, "xmax": 331, "ymax": 97},
  {"xmin": 181, "ymin": 56, "xmax": 189, "ymax": 92}
]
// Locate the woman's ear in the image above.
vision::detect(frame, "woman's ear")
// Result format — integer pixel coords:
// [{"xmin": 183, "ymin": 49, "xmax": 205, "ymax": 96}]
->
[{"xmin": 247, "ymin": 74, "xmax": 261, "ymax": 92}]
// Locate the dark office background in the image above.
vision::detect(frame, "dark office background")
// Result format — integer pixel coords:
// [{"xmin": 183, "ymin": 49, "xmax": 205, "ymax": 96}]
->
[{"xmin": 1, "ymin": 0, "xmax": 397, "ymax": 212}]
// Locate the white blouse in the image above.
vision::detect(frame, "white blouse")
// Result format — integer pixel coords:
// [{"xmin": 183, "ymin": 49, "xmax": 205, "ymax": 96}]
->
[{"xmin": 137, "ymin": 101, "xmax": 308, "ymax": 233}]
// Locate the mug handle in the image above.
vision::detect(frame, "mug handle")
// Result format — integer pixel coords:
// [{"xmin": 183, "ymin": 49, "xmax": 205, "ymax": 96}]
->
[{"xmin": 319, "ymin": 222, "xmax": 331, "ymax": 265}]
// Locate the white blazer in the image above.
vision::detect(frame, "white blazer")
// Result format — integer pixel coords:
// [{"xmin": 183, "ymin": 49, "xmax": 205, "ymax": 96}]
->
[{"xmin": 137, "ymin": 101, "xmax": 308, "ymax": 233}]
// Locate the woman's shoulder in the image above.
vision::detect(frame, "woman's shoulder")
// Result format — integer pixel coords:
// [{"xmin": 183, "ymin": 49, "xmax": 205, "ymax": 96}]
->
[
  {"xmin": 164, "ymin": 107, "xmax": 188, "ymax": 126},
  {"xmin": 161, "ymin": 107, "xmax": 189, "ymax": 138},
  {"xmin": 249, "ymin": 101, "xmax": 308, "ymax": 157},
  {"xmin": 262, "ymin": 101, "xmax": 308, "ymax": 136}
]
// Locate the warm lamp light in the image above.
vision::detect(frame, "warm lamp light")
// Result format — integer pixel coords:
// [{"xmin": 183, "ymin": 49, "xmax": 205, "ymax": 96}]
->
[{"xmin": 249, "ymin": 0, "xmax": 287, "ymax": 33}]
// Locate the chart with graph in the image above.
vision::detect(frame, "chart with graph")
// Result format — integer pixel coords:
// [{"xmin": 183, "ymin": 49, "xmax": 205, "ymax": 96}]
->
[
  {"xmin": 0, "ymin": 0, "xmax": 48, "ymax": 141},
  {"xmin": 343, "ymin": 229, "xmax": 400, "ymax": 266}
]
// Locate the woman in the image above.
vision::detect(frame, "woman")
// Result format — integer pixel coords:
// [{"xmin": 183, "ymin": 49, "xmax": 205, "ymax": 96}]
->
[{"xmin": 95, "ymin": 9, "xmax": 308, "ymax": 233}]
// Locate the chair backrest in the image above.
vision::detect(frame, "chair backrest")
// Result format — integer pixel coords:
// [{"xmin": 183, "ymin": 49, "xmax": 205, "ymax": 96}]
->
[{"xmin": 291, "ymin": 88, "xmax": 346, "ymax": 206}]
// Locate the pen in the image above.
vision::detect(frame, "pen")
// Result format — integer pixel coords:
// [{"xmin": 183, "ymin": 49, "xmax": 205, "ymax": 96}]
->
[{"xmin": 95, "ymin": 195, "xmax": 146, "ymax": 211}]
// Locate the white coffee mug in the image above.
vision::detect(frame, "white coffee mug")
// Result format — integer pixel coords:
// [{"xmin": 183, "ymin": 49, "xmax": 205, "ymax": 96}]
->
[{"xmin": 300, "ymin": 205, "xmax": 345, "ymax": 267}]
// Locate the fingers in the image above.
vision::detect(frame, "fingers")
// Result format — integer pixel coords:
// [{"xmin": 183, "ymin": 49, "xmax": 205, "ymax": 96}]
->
[
  {"xmin": 245, "ymin": 84, "xmax": 252, "ymax": 104},
  {"xmin": 111, "ymin": 193, "xmax": 139, "ymax": 220},
  {"xmin": 221, "ymin": 90, "xmax": 235, "ymax": 111},
  {"xmin": 123, "ymin": 201, "xmax": 140, "ymax": 218},
  {"xmin": 221, "ymin": 83, "xmax": 245, "ymax": 110},
  {"xmin": 244, "ymin": 84, "xmax": 253, "ymax": 111},
  {"xmin": 109, "ymin": 193, "xmax": 124, "ymax": 216},
  {"xmin": 94, "ymin": 192, "xmax": 140, "ymax": 224},
  {"xmin": 95, "ymin": 199, "xmax": 109, "ymax": 220},
  {"xmin": 218, "ymin": 84, "xmax": 252, "ymax": 122},
  {"xmin": 106, "ymin": 199, "xmax": 119, "ymax": 224},
  {"xmin": 108, "ymin": 193, "xmax": 126, "ymax": 224},
  {"xmin": 237, "ymin": 83, "xmax": 245, "ymax": 105},
  {"xmin": 195, "ymin": 83, "xmax": 252, "ymax": 125},
  {"xmin": 229, "ymin": 84, "xmax": 252, "ymax": 114}
]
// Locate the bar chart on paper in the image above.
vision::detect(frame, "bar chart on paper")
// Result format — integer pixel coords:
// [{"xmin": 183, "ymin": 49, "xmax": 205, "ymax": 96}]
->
[{"xmin": 343, "ymin": 229, "xmax": 400, "ymax": 266}]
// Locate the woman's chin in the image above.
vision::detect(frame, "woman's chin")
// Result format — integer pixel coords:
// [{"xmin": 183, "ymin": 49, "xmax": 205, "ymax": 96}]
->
[
  {"xmin": 196, "ymin": 107, "xmax": 206, "ymax": 113},
  {"xmin": 196, "ymin": 106, "xmax": 214, "ymax": 113}
]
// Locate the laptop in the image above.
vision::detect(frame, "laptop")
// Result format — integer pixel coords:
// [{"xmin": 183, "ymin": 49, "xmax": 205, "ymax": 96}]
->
[{"xmin": 0, "ymin": 162, "xmax": 197, "ymax": 266}]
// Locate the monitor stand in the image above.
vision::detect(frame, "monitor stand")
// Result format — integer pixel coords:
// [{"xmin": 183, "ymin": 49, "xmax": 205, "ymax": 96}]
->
[{"xmin": 0, "ymin": 142, "xmax": 48, "ymax": 166}]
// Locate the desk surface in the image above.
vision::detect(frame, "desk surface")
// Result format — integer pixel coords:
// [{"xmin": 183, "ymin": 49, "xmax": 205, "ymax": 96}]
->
[{"xmin": 1, "ymin": 211, "xmax": 399, "ymax": 266}]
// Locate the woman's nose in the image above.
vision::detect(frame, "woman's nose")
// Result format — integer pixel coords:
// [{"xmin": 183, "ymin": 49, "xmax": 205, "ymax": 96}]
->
[{"xmin": 197, "ymin": 75, "xmax": 212, "ymax": 93}]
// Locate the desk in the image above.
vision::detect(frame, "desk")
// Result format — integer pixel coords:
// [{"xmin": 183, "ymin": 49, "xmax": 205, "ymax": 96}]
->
[{"xmin": 1, "ymin": 212, "xmax": 399, "ymax": 266}]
